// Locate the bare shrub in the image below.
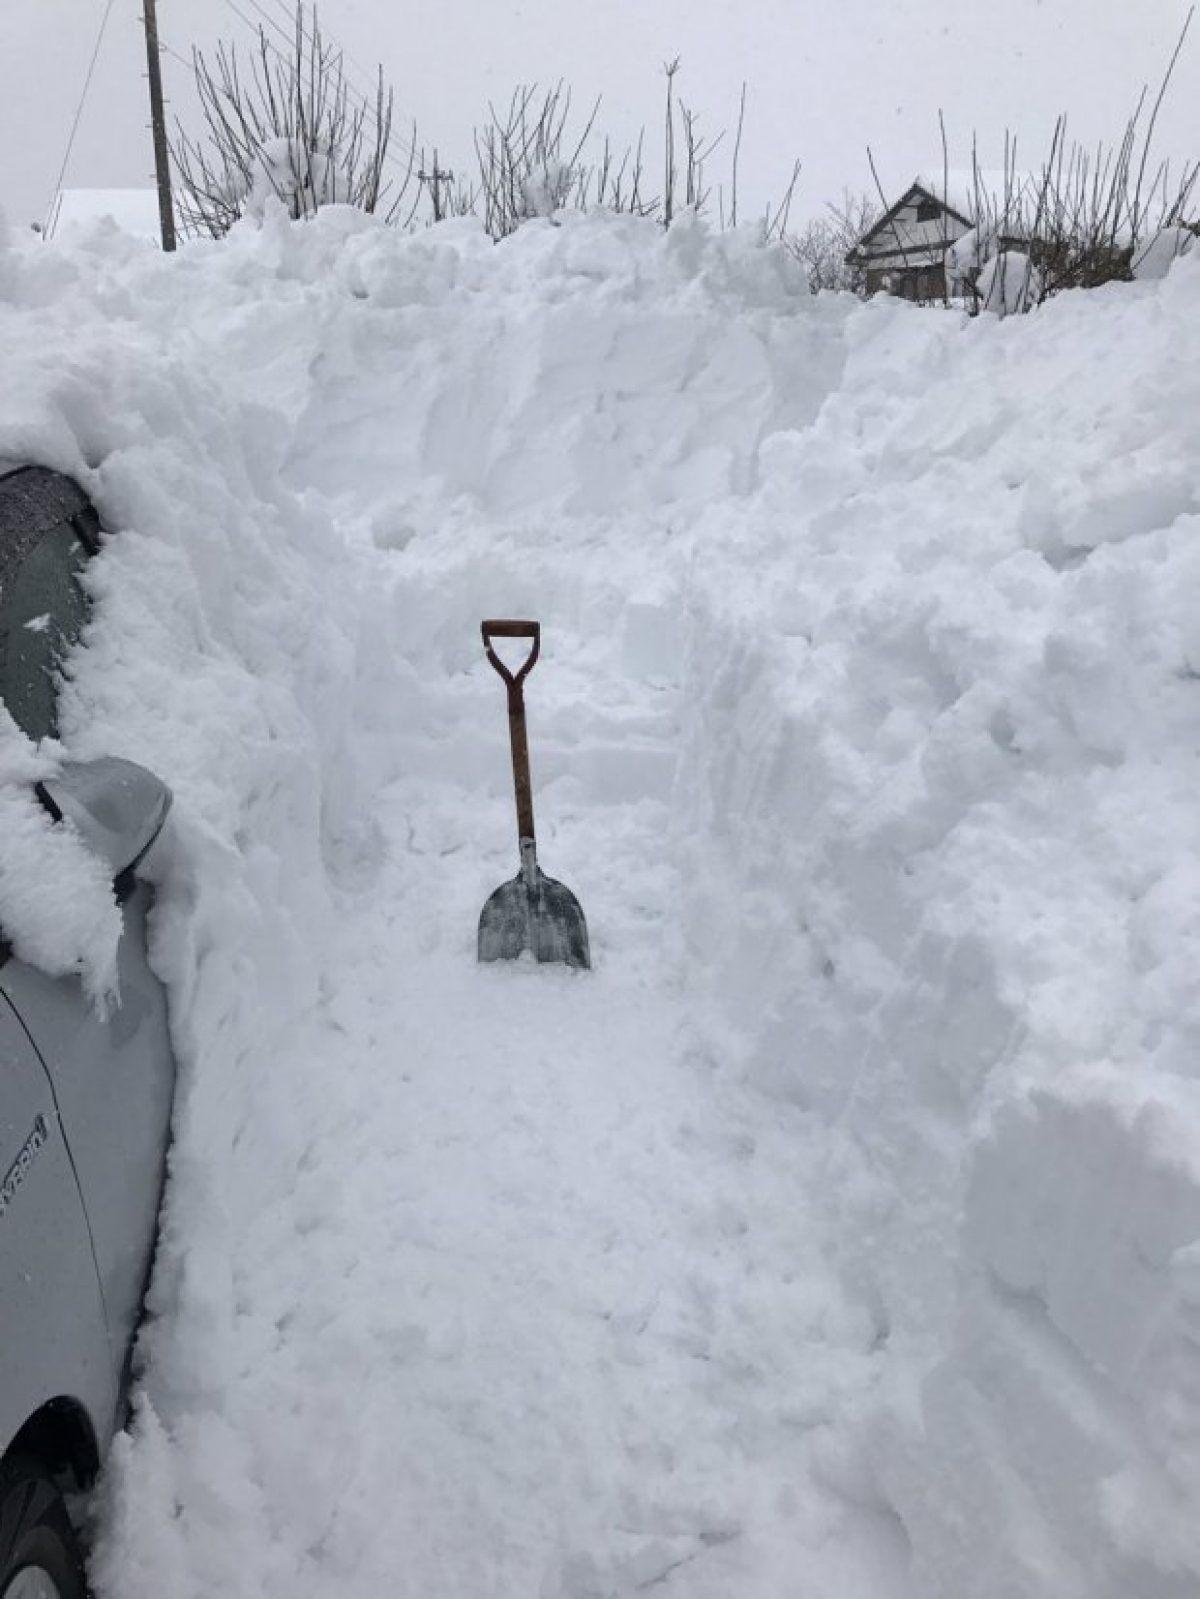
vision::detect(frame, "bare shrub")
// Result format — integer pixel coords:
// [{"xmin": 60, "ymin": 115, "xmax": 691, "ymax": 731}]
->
[
  {"xmin": 934, "ymin": 12, "xmax": 1197, "ymax": 311},
  {"xmin": 469, "ymin": 64, "xmax": 800, "ymax": 242},
  {"xmin": 171, "ymin": 4, "xmax": 410, "ymax": 238},
  {"xmin": 170, "ymin": 12, "xmax": 802, "ymax": 248},
  {"xmin": 473, "ymin": 82, "xmax": 612, "ymax": 239},
  {"xmin": 661, "ymin": 57, "xmax": 728, "ymax": 225},
  {"xmin": 470, "ymin": 69, "xmax": 711, "ymax": 239},
  {"xmin": 1023, "ymin": 102, "xmax": 1198, "ymax": 295},
  {"xmin": 786, "ymin": 193, "xmax": 879, "ymax": 293},
  {"xmin": 847, "ymin": 12, "xmax": 1196, "ymax": 313}
]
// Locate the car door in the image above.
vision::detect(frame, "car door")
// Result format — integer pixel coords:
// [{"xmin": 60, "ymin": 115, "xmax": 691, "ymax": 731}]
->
[
  {"xmin": 0, "ymin": 989, "xmax": 116, "ymax": 1454},
  {"xmin": 0, "ymin": 887, "xmax": 175, "ymax": 1376}
]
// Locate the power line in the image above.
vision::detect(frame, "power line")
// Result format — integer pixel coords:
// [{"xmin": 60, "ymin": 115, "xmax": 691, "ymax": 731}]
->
[
  {"xmin": 45, "ymin": 0, "xmax": 118, "ymax": 230},
  {"xmin": 219, "ymin": 0, "xmax": 287, "ymax": 59},
  {"xmin": 258, "ymin": 0, "xmax": 391, "ymax": 125},
  {"xmin": 160, "ymin": 39, "xmax": 194, "ymax": 74},
  {"xmin": 226, "ymin": 0, "xmax": 291, "ymax": 54}
]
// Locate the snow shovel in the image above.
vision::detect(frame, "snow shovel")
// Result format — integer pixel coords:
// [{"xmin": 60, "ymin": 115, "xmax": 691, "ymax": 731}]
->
[{"xmin": 478, "ymin": 619, "xmax": 590, "ymax": 970}]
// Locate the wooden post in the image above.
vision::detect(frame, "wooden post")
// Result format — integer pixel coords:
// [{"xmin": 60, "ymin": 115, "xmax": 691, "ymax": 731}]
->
[{"xmin": 142, "ymin": 0, "xmax": 176, "ymax": 251}]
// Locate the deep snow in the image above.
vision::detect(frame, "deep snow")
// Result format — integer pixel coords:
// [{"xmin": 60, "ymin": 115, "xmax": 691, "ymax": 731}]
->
[{"xmin": 1, "ymin": 201, "xmax": 1199, "ymax": 1597}]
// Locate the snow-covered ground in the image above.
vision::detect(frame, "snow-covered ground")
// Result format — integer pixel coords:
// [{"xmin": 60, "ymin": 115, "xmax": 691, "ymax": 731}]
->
[{"xmin": 1, "ymin": 201, "xmax": 1199, "ymax": 1597}]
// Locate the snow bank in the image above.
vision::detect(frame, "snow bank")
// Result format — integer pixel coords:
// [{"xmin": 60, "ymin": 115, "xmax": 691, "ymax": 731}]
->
[
  {"xmin": 674, "ymin": 255, "xmax": 1200, "ymax": 1593},
  {"xmin": 2, "ymin": 201, "xmax": 1200, "ymax": 1596}
]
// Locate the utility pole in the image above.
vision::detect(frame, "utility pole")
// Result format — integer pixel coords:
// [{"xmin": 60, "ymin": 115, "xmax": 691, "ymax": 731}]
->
[
  {"xmin": 419, "ymin": 151, "xmax": 454, "ymax": 223},
  {"xmin": 142, "ymin": 0, "xmax": 176, "ymax": 251}
]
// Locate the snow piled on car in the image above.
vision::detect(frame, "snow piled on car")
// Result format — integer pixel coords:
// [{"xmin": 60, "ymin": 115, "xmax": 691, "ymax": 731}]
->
[{"xmin": 1, "ymin": 200, "xmax": 1199, "ymax": 1598}]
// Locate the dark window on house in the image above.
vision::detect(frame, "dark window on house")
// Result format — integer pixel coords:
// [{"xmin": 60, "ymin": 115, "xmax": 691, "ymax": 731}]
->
[{"xmin": 915, "ymin": 199, "xmax": 941, "ymax": 223}]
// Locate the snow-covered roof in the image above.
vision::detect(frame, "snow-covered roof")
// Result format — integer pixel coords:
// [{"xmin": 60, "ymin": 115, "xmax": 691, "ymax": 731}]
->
[
  {"xmin": 44, "ymin": 188, "xmax": 165, "ymax": 244},
  {"xmin": 912, "ymin": 169, "xmax": 1039, "ymax": 223},
  {"xmin": 847, "ymin": 169, "xmax": 1044, "ymax": 265}
]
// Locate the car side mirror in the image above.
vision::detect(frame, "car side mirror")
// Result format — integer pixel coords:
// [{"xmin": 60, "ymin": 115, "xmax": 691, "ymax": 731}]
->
[{"xmin": 36, "ymin": 757, "xmax": 173, "ymax": 877}]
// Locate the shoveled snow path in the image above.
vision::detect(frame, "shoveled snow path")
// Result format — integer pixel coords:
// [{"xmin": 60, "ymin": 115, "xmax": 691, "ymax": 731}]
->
[{"xmin": 104, "ymin": 553, "xmax": 911, "ymax": 1597}]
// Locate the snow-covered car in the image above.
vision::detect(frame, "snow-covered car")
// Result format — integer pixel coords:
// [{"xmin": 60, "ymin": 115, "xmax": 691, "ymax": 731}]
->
[{"xmin": 0, "ymin": 464, "xmax": 176, "ymax": 1599}]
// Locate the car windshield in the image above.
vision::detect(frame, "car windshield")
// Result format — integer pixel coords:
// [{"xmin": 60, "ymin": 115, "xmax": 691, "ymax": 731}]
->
[{"xmin": 0, "ymin": 473, "xmax": 93, "ymax": 742}]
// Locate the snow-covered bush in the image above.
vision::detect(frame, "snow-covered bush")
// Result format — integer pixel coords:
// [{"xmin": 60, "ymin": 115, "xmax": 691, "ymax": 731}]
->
[
  {"xmin": 921, "ymin": 35, "xmax": 1198, "ymax": 315},
  {"xmin": 520, "ymin": 158, "xmax": 576, "ymax": 221},
  {"xmin": 171, "ymin": 4, "xmax": 403, "ymax": 238},
  {"xmin": 470, "ymin": 74, "xmax": 719, "ymax": 240},
  {"xmin": 980, "ymin": 85, "xmax": 1195, "ymax": 300},
  {"xmin": 470, "ymin": 88, "xmax": 584, "ymax": 236},
  {"xmin": 237, "ymin": 135, "xmax": 350, "ymax": 222},
  {"xmin": 976, "ymin": 247, "xmax": 1042, "ymax": 316}
]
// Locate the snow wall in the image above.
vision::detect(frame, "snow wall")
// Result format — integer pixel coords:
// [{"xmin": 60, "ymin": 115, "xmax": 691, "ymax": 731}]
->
[
  {"xmin": 672, "ymin": 260, "xmax": 1200, "ymax": 1596},
  {"xmin": 2, "ymin": 203, "xmax": 1200, "ymax": 1595}
]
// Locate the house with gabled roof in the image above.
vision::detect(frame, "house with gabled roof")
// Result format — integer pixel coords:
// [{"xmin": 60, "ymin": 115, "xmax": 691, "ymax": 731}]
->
[{"xmin": 847, "ymin": 171, "xmax": 1036, "ymax": 301}]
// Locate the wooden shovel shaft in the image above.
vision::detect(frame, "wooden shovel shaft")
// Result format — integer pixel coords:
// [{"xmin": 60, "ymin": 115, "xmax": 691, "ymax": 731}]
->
[
  {"xmin": 481, "ymin": 620, "xmax": 540, "ymax": 848},
  {"xmin": 506, "ymin": 679, "xmax": 536, "ymax": 844}
]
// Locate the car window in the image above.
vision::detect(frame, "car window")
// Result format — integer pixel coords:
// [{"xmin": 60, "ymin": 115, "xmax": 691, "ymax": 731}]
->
[
  {"xmin": 0, "ymin": 522, "xmax": 90, "ymax": 742},
  {"xmin": 0, "ymin": 480, "xmax": 93, "ymax": 742}
]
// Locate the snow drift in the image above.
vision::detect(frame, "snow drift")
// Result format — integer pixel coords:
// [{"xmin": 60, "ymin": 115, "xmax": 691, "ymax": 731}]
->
[
  {"xmin": 673, "ymin": 259, "xmax": 1200, "ymax": 1595},
  {"xmin": 2, "ymin": 199, "xmax": 1199, "ymax": 1597}
]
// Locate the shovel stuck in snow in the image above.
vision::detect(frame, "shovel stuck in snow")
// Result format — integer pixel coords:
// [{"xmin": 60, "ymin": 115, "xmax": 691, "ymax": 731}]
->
[{"xmin": 478, "ymin": 620, "xmax": 590, "ymax": 970}]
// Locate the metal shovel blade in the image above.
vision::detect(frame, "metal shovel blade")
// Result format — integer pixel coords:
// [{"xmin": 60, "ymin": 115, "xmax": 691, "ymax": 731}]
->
[{"xmin": 478, "ymin": 864, "xmax": 591, "ymax": 969}]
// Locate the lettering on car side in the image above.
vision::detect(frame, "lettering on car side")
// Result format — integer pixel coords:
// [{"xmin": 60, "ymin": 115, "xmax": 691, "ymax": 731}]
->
[{"xmin": 0, "ymin": 1114, "xmax": 51, "ymax": 1219}]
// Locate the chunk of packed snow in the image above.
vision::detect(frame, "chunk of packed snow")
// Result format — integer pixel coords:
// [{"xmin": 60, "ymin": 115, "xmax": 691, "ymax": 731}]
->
[
  {"xmin": 237, "ymin": 136, "xmax": 355, "ymax": 219},
  {"xmin": 521, "ymin": 158, "xmax": 575, "ymax": 220},
  {"xmin": 976, "ymin": 246, "xmax": 1042, "ymax": 314},
  {"xmin": 1133, "ymin": 225, "xmax": 1197, "ymax": 281},
  {"xmin": 0, "ymin": 707, "xmax": 122, "ymax": 1005},
  {"xmin": 944, "ymin": 223, "xmax": 983, "ymax": 288}
]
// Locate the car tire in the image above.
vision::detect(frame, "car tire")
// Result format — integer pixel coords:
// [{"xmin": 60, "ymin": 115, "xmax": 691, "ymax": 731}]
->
[{"xmin": 0, "ymin": 1458, "xmax": 87, "ymax": 1599}]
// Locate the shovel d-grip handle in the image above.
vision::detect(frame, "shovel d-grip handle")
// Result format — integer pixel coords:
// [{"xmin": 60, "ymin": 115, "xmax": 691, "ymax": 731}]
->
[{"xmin": 482, "ymin": 620, "xmax": 540, "ymax": 850}]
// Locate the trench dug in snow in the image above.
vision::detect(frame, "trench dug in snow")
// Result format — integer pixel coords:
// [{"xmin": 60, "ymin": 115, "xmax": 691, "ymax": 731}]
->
[
  {"xmin": 160, "ymin": 567, "xmax": 910, "ymax": 1598},
  {"xmin": 5, "ymin": 205, "xmax": 1200, "ymax": 1599},
  {"xmin": 89, "ymin": 540, "xmax": 908, "ymax": 1599},
  {"xmin": 100, "ymin": 516, "xmax": 911, "ymax": 1598}
]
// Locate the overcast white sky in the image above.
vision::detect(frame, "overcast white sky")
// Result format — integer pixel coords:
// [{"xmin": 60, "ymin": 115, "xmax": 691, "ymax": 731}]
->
[{"xmin": 1, "ymin": 0, "xmax": 1196, "ymax": 232}]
